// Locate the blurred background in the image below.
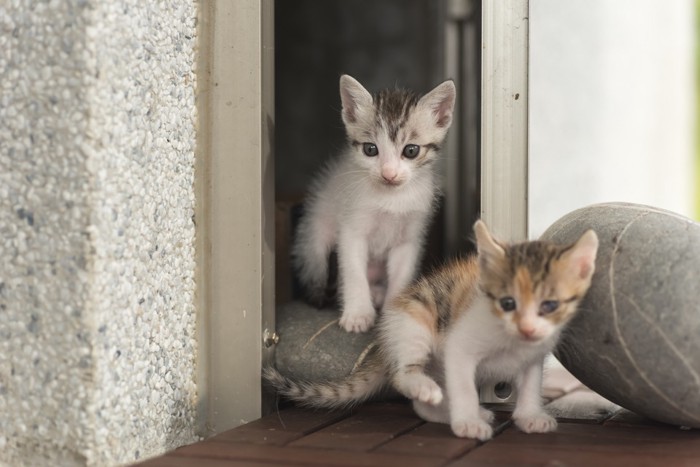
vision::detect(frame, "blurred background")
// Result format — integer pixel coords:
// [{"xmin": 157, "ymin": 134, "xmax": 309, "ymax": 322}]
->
[
  {"xmin": 274, "ymin": 0, "xmax": 697, "ymax": 301},
  {"xmin": 528, "ymin": 0, "xmax": 696, "ymax": 236}
]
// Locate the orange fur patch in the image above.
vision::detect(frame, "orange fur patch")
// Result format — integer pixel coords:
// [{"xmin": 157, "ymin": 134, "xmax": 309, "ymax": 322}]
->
[
  {"xmin": 392, "ymin": 291, "xmax": 438, "ymax": 335},
  {"xmin": 513, "ymin": 266, "xmax": 537, "ymax": 329},
  {"xmin": 404, "ymin": 300, "xmax": 437, "ymax": 335}
]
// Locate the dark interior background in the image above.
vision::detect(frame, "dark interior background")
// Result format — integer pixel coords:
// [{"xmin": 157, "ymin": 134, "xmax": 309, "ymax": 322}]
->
[{"xmin": 274, "ymin": 0, "xmax": 480, "ymax": 303}]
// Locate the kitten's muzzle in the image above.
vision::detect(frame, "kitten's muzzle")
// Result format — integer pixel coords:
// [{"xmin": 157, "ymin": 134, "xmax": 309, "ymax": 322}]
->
[
  {"xmin": 381, "ymin": 176, "xmax": 402, "ymax": 186},
  {"xmin": 518, "ymin": 325, "xmax": 542, "ymax": 342},
  {"xmin": 381, "ymin": 165, "xmax": 401, "ymax": 185}
]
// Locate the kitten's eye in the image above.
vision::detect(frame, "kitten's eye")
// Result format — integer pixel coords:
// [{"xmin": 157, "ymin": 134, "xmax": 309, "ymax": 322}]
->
[
  {"xmin": 402, "ymin": 144, "xmax": 420, "ymax": 159},
  {"xmin": 540, "ymin": 300, "xmax": 559, "ymax": 315},
  {"xmin": 362, "ymin": 143, "xmax": 379, "ymax": 157},
  {"xmin": 499, "ymin": 297, "xmax": 517, "ymax": 312}
]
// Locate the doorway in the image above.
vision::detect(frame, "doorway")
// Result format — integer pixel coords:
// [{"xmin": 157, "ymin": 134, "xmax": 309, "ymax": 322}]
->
[{"xmin": 274, "ymin": 0, "xmax": 483, "ymax": 305}]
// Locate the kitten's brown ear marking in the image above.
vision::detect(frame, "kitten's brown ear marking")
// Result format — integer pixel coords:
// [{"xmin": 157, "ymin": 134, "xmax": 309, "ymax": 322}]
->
[
  {"xmin": 419, "ymin": 80, "xmax": 456, "ymax": 129},
  {"xmin": 339, "ymin": 75, "xmax": 373, "ymax": 125},
  {"xmin": 563, "ymin": 229, "xmax": 599, "ymax": 281},
  {"xmin": 474, "ymin": 220, "xmax": 506, "ymax": 269}
]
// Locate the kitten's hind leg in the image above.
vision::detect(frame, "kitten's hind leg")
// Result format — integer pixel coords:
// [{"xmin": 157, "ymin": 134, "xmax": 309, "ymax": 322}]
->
[
  {"xmin": 380, "ymin": 300, "xmax": 442, "ymax": 405},
  {"xmin": 398, "ymin": 368, "xmax": 443, "ymax": 405},
  {"xmin": 413, "ymin": 399, "xmax": 494, "ymax": 425},
  {"xmin": 413, "ymin": 399, "xmax": 449, "ymax": 424},
  {"xmin": 293, "ymin": 208, "xmax": 336, "ymax": 305}
]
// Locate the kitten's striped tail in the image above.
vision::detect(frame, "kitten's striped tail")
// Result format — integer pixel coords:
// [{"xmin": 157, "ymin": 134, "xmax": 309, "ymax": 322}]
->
[{"xmin": 263, "ymin": 351, "xmax": 388, "ymax": 410}]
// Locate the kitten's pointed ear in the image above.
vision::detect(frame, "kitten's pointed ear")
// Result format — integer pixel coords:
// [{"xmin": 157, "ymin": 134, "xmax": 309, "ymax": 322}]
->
[
  {"xmin": 339, "ymin": 75, "xmax": 373, "ymax": 125},
  {"xmin": 561, "ymin": 230, "xmax": 599, "ymax": 281},
  {"xmin": 474, "ymin": 220, "xmax": 506, "ymax": 269},
  {"xmin": 419, "ymin": 80, "xmax": 456, "ymax": 129}
]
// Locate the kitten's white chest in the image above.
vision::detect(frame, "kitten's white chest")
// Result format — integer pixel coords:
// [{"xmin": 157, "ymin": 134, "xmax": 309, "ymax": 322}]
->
[
  {"xmin": 363, "ymin": 211, "xmax": 412, "ymax": 255},
  {"xmin": 367, "ymin": 182, "xmax": 436, "ymax": 214}
]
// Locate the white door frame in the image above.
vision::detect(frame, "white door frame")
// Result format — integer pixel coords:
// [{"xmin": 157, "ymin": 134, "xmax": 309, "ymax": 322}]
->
[
  {"xmin": 479, "ymin": 0, "xmax": 529, "ymax": 403},
  {"xmin": 481, "ymin": 0, "xmax": 529, "ymax": 242},
  {"xmin": 194, "ymin": 0, "xmax": 529, "ymax": 433},
  {"xmin": 196, "ymin": 0, "xmax": 275, "ymax": 437}
]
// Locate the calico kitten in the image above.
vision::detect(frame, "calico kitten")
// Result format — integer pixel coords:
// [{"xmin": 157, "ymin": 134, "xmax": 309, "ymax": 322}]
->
[
  {"xmin": 266, "ymin": 220, "xmax": 598, "ymax": 440},
  {"xmin": 292, "ymin": 75, "xmax": 456, "ymax": 333}
]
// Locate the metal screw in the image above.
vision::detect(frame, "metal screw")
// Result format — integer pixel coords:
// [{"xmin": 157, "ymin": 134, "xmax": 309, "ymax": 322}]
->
[{"xmin": 263, "ymin": 329, "xmax": 280, "ymax": 348}]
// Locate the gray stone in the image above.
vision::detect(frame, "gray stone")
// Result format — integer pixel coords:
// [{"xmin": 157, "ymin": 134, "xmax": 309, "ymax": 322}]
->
[
  {"xmin": 541, "ymin": 202, "xmax": 700, "ymax": 427},
  {"xmin": 274, "ymin": 301, "xmax": 376, "ymax": 381}
]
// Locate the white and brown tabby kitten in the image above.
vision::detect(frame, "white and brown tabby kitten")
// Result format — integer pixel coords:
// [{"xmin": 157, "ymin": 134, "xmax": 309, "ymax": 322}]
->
[
  {"xmin": 292, "ymin": 75, "xmax": 456, "ymax": 333},
  {"xmin": 267, "ymin": 220, "xmax": 598, "ymax": 440}
]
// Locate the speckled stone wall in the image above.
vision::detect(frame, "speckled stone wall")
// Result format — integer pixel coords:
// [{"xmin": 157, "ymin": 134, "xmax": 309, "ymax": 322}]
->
[{"xmin": 0, "ymin": 1, "xmax": 198, "ymax": 466}]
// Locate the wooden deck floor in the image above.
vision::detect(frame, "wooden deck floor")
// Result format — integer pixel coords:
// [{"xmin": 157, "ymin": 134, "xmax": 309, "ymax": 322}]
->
[{"xmin": 136, "ymin": 366, "xmax": 700, "ymax": 466}]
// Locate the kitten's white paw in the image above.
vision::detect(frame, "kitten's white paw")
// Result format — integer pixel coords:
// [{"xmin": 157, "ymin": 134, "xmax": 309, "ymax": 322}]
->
[
  {"xmin": 406, "ymin": 376, "xmax": 443, "ymax": 406},
  {"xmin": 479, "ymin": 407, "xmax": 495, "ymax": 424},
  {"xmin": 451, "ymin": 418, "xmax": 493, "ymax": 440},
  {"xmin": 339, "ymin": 309, "xmax": 376, "ymax": 333},
  {"xmin": 514, "ymin": 412, "xmax": 558, "ymax": 434}
]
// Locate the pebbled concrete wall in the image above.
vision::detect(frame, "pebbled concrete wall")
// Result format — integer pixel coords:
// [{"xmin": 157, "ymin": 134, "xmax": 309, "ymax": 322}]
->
[{"xmin": 0, "ymin": 1, "xmax": 198, "ymax": 465}]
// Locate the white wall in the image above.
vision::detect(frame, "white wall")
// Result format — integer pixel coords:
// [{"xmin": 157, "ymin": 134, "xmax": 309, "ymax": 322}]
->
[
  {"xmin": 0, "ymin": 1, "xmax": 198, "ymax": 465},
  {"xmin": 529, "ymin": 0, "xmax": 695, "ymax": 237}
]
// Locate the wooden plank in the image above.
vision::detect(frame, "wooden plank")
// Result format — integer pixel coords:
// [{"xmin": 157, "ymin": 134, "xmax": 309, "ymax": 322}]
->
[
  {"xmin": 448, "ymin": 422, "xmax": 700, "ymax": 466},
  {"xmin": 135, "ymin": 454, "xmax": 270, "ymax": 467},
  {"xmin": 209, "ymin": 406, "xmax": 350, "ymax": 446},
  {"xmin": 169, "ymin": 442, "xmax": 445, "ymax": 467},
  {"xmin": 136, "ymin": 402, "xmax": 700, "ymax": 467},
  {"xmin": 449, "ymin": 446, "xmax": 700, "ymax": 467},
  {"xmin": 375, "ymin": 422, "xmax": 477, "ymax": 459},
  {"xmin": 603, "ymin": 409, "xmax": 675, "ymax": 428},
  {"xmin": 290, "ymin": 402, "xmax": 424, "ymax": 452},
  {"xmin": 374, "ymin": 402, "xmax": 515, "ymax": 459},
  {"xmin": 494, "ymin": 421, "xmax": 700, "ymax": 446}
]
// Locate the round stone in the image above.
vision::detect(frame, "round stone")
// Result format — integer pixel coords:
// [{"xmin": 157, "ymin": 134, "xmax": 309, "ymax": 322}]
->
[
  {"xmin": 541, "ymin": 202, "xmax": 700, "ymax": 427},
  {"xmin": 274, "ymin": 301, "xmax": 375, "ymax": 381}
]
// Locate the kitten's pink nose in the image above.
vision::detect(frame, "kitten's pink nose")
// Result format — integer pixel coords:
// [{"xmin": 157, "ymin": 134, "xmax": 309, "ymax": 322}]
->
[
  {"xmin": 381, "ymin": 165, "xmax": 398, "ymax": 183},
  {"xmin": 519, "ymin": 326, "xmax": 536, "ymax": 339},
  {"xmin": 382, "ymin": 163, "xmax": 399, "ymax": 182}
]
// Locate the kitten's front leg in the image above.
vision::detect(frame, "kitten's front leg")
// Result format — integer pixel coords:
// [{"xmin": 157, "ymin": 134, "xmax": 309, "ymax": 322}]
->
[
  {"xmin": 512, "ymin": 359, "xmax": 557, "ymax": 434},
  {"xmin": 337, "ymin": 229, "xmax": 375, "ymax": 333},
  {"xmin": 445, "ymin": 350, "xmax": 492, "ymax": 440}
]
